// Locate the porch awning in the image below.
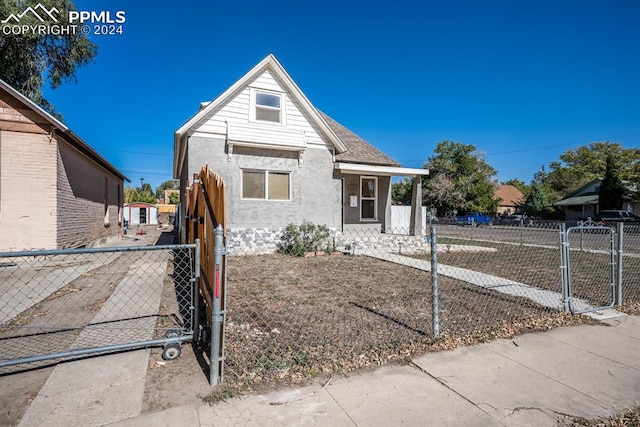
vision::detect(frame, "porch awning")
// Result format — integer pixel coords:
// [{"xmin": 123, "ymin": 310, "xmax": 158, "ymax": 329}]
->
[
  {"xmin": 554, "ymin": 195, "xmax": 599, "ymax": 206},
  {"xmin": 334, "ymin": 162, "xmax": 429, "ymax": 176}
]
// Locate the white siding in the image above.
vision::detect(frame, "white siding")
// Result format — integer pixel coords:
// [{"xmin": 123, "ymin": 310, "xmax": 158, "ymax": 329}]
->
[
  {"xmin": 193, "ymin": 70, "xmax": 332, "ymax": 151},
  {"xmin": 251, "ymin": 71, "xmax": 283, "ymax": 92}
]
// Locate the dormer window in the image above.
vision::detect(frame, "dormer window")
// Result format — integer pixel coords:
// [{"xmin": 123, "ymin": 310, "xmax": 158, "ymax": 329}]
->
[{"xmin": 250, "ymin": 89, "xmax": 284, "ymax": 124}]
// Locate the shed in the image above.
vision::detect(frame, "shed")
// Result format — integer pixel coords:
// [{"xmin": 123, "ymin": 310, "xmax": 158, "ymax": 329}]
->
[{"xmin": 123, "ymin": 203, "xmax": 158, "ymax": 226}]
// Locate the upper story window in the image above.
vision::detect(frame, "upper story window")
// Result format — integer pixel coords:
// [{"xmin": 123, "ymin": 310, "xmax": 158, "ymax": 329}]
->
[{"xmin": 250, "ymin": 89, "xmax": 284, "ymax": 124}]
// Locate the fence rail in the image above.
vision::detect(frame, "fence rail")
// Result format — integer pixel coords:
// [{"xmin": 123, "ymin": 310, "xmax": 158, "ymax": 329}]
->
[
  {"xmin": 216, "ymin": 221, "xmax": 639, "ymax": 392},
  {"xmin": 0, "ymin": 243, "xmax": 197, "ymax": 372}
]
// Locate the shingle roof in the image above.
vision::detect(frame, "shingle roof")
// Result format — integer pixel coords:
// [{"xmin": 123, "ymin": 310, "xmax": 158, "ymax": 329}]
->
[
  {"xmin": 319, "ymin": 112, "xmax": 401, "ymax": 167},
  {"xmin": 495, "ymin": 185, "xmax": 524, "ymax": 207}
]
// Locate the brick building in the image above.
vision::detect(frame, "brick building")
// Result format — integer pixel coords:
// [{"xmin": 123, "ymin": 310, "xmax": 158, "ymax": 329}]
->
[{"xmin": 0, "ymin": 79, "xmax": 128, "ymax": 251}]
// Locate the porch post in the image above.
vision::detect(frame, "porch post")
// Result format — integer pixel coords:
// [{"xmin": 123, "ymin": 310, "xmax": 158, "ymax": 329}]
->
[
  {"xmin": 409, "ymin": 175, "xmax": 423, "ymax": 236},
  {"xmin": 384, "ymin": 178, "xmax": 393, "ymax": 233}
]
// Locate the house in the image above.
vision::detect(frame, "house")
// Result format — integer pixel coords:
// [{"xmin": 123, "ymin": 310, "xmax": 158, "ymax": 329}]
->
[
  {"xmin": 0, "ymin": 79, "xmax": 128, "ymax": 251},
  {"xmin": 123, "ymin": 202, "xmax": 159, "ymax": 226},
  {"xmin": 554, "ymin": 178, "xmax": 639, "ymax": 219},
  {"xmin": 174, "ymin": 54, "xmax": 428, "ymax": 252},
  {"xmin": 495, "ymin": 184, "xmax": 524, "ymax": 216}
]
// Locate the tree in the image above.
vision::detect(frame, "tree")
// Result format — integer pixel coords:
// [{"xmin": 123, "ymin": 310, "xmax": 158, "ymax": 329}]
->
[
  {"xmin": 425, "ymin": 173, "xmax": 467, "ymax": 214},
  {"xmin": 391, "ymin": 178, "xmax": 413, "ymax": 205},
  {"xmin": 124, "ymin": 186, "xmax": 141, "ymax": 203},
  {"xmin": 139, "ymin": 183, "xmax": 156, "ymax": 204},
  {"xmin": 522, "ymin": 182, "xmax": 550, "ymax": 217},
  {"xmin": 168, "ymin": 191, "xmax": 180, "ymax": 204},
  {"xmin": 0, "ymin": 0, "xmax": 97, "ymax": 115},
  {"xmin": 542, "ymin": 142, "xmax": 640, "ymax": 202},
  {"xmin": 424, "ymin": 141, "xmax": 499, "ymax": 215},
  {"xmin": 124, "ymin": 184, "xmax": 156, "ymax": 204},
  {"xmin": 155, "ymin": 180, "xmax": 179, "ymax": 200},
  {"xmin": 598, "ymin": 154, "xmax": 624, "ymax": 210}
]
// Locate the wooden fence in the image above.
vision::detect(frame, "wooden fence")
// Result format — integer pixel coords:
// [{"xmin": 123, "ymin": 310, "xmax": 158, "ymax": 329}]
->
[{"xmin": 184, "ymin": 165, "xmax": 227, "ymax": 384}]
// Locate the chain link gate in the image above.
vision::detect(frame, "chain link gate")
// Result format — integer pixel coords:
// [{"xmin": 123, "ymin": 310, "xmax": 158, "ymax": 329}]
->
[
  {"xmin": 560, "ymin": 222, "xmax": 617, "ymax": 314},
  {"xmin": 0, "ymin": 243, "xmax": 199, "ymax": 372}
]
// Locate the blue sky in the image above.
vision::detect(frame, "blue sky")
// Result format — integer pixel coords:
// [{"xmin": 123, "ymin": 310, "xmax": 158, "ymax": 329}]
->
[{"xmin": 42, "ymin": 0, "xmax": 640, "ymax": 190}]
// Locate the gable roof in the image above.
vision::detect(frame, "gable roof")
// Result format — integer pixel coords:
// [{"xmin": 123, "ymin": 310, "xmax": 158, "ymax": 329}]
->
[
  {"xmin": 553, "ymin": 178, "xmax": 601, "ymax": 207},
  {"xmin": 495, "ymin": 184, "xmax": 524, "ymax": 207},
  {"xmin": 320, "ymin": 112, "xmax": 400, "ymax": 167},
  {"xmin": 563, "ymin": 178, "xmax": 601, "ymax": 198},
  {"xmin": 174, "ymin": 54, "xmax": 348, "ymax": 178},
  {"xmin": 554, "ymin": 178, "xmax": 637, "ymax": 207},
  {"xmin": 0, "ymin": 79, "xmax": 128, "ymax": 182}
]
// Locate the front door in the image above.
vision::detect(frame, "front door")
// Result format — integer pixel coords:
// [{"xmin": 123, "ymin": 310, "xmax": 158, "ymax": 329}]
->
[{"xmin": 139, "ymin": 208, "xmax": 147, "ymax": 224}]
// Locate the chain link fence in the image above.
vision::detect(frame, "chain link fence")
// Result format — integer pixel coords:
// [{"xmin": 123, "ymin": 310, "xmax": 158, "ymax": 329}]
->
[
  {"xmin": 221, "ymin": 221, "xmax": 631, "ymax": 392},
  {"xmin": 0, "ymin": 244, "xmax": 197, "ymax": 373},
  {"xmin": 617, "ymin": 222, "xmax": 640, "ymax": 311}
]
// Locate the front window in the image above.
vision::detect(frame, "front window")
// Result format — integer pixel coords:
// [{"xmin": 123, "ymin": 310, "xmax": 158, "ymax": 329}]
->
[
  {"xmin": 242, "ymin": 170, "xmax": 290, "ymax": 201},
  {"xmin": 255, "ymin": 91, "xmax": 281, "ymax": 123},
  {"xmin": 360, "ymin": 176, "xmax": 377, "ymax": 220}
]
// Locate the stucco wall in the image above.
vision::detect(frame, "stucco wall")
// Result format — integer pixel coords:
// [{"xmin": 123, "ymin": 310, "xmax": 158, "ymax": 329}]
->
[
  {"xmin": 187, "ymin": 135, "xmax": 341, "ymax": 230},
  {"xmin": 340, "ymin": 173, "xmax": 391, "ymax": 228},
  {"xmin": 0, "ymin": 130, "xmax": 57, "ymax": 251}
]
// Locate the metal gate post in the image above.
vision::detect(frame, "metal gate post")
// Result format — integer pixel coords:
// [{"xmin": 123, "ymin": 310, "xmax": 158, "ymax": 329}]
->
[
  {"xmin": 616, "ymin": 222, "xmax": 624, "ymax": 306},
  {"xmin": 430, "ymin": 227, "xmax": 440, "ymax": 339},
  {"xmin": 193, "ymin": 239, "xmax": 201, "ymax": 345},
  {"xmin": 559, "ymin": 223, "xmax": 570, "ymax": 312},
  {"xmin": 519, "ymin": 218, "xmax": 524, "ymax": 246},
  {"xmin": 210, "ymin": 225, "xmax": 226, "ymax": 385}
]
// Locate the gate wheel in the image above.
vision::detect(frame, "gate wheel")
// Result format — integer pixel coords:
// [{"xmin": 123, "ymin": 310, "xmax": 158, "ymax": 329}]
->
[{"xmin": 162, "ymin": 343, "xmax": 182, "ymax": 361}]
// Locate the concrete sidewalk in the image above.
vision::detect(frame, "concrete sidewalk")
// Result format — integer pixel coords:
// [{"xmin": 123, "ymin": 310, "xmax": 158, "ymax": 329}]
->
[
  {"xmin": 107, "ymin": 314, "xmax": 640, "ymax": 427},
  {"xmin": 14, "ymin": 227, "xmax": 175, "ymax": 427}
]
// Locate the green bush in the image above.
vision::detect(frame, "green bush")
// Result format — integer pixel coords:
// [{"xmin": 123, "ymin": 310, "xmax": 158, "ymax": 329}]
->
[{"xmin": 277, "ymin": 221, "xmax": 330, "ymax": 256}]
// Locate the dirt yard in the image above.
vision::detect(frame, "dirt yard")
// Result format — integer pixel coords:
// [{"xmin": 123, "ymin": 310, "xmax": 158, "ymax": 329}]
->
[{"xmin": 0, "ymin": 236, "xmax": 607, "ymax": 425}]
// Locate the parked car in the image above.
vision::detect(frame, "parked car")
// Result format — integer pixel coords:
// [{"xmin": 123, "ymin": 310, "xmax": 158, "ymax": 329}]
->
[
  {"xmin": 495, "ymin": 213, "xmax": 527, "ymax": 225},
  {"xmin": 593, "ymin": 210, "xmax": 639, "ymax": 223},
  {"xmin": 454, "ymin": 212, "xmax": 493, "ymax": 226}
]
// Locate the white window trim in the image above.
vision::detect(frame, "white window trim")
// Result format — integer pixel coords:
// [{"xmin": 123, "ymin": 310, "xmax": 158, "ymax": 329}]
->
[
  {"xmin": 360, "ymin": 176, "xmax": 378, "ymax": 221},
  {"xmin": 241, "ymin": 169, "xmax": 291, "ymax": 201},
  {"xmin": 249, "ymin": 88, "xmax": 286, "ymax": 125}
]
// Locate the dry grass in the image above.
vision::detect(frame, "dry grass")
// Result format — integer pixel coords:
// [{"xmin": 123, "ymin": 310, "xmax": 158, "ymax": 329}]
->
[
  {"xmin": 429, "ymin": 237, "xmax": 640, "ymax": 311},
  {"xmin": 222, "ymin": 253, "xmax": 596, "ymax": 394},
  {"xmin": 560, "ymin": 406, "xmax": 640, "ymax": 426}
]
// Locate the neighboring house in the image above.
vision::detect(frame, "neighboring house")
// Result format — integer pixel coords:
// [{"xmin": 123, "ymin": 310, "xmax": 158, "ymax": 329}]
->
[
  {"xmin": 495, "ymin": 184, "xmax": 524, "ymax": 216},
  {"xmin": 163, "ymin": 189, "xmax": 179, "ymax": 204},
  {"xmin": 174, "ymin": 54, "xmax": 428, "ymax": 252},
  {"xmin": 0, "ymin": 79, "xmax": 128, "ymax": 252},
  {"xmin": 554, "ymin": 178, "xmax": 639, "ymax": 219},
  {"xmin": 123, "ymin": 202, "xmax": 158, "ymax": 226}
]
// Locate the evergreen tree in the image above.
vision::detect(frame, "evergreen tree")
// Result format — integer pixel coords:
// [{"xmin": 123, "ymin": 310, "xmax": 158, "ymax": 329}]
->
[
  {"xmin": 522, "ymin": 182, "xmax": 550, "ymax": 217},
  {"xmin": 598, "ymin": 154, "xmax": 624, "ymax": 210}
]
